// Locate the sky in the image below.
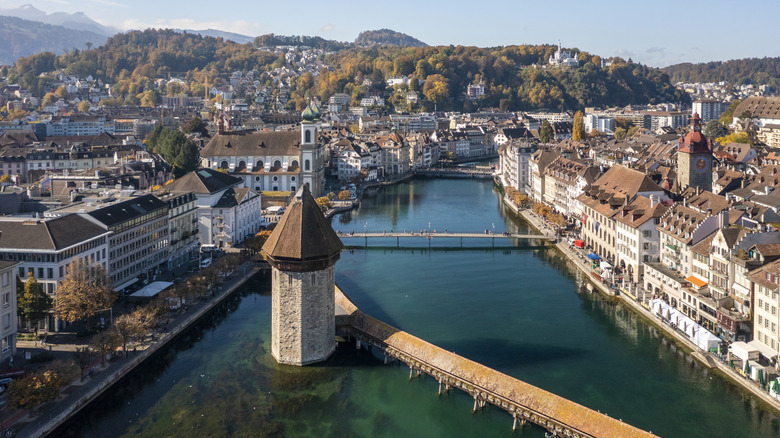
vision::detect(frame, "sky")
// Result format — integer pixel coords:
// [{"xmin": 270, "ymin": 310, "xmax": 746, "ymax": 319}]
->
[{"xmin": 1, "ymin": 0, "xmax": 779, "ymax": 67}]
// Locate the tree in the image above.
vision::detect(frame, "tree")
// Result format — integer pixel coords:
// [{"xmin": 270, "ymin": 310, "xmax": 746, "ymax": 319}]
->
[
  {"xmin": 54, "ymin": 260, "xmax": 115, "ymax": 326},
  {"xmin": 18, "ymin": 272, "xmax": 52, "ymax": 333},
  {"xmin": 113, "ymin": 312, "xmax": 147, "ymax": 356},
  {"xmin": 146, "ymin": 126, "xmax": 200, "ymax": 177},
  {"xmin": 246, "ymin": 230, "xmax": 273, "ymax": 254},
  {"xmin": 715, "ymin": 132, "xmax": 750, "ymax": 146},
  {"xmin": 572, "ymin": 111, "xmax": 586, "ymax": 141},
  {"xmin": 539, "ymin": 120, "xmax": 553, "ymax": 143},
  {"xmin": 54, "ymin": 86, "xmax": 69, "ymax": 99},
  {"xmin": 338, "ymin": 190, "xmax": 352, "ymax": 200},
  {"xmin": 719, "ymin": 99, "xmax": 741, "ymax": 125},
  {"xmin": 182, "ymin": 117, "xmax": 208, "ymax": 136},
  {"xmin": 90, "ymin": 329, "xmax": 120, "ymax": 366},
  {"xmin": 0, "ymin": 174, "xmax": 11, "ymax": 183},
  {"xmin": 74, "ymin": 347, "xmax": 95, "ymax": 381},
  {"xmin": 315, "ymin": 196, "xmax": 331, "ymax": 210},
  {"xmin": 704, "ymin": 120, "xmax": 725, "ymax": 140},
  {"xmin": 77, "ymin": 101, "xmax": 91, "ymax": 112},
  {"xmin": 7, "ymin": 360, "xmax": 75, "ymax": 411},
  {"xmin": 42, "ymin": 92, "xmax": 59, "ymax": 107},
  {"xmin": 614, "ymin": 127, "xmax": 627, "ymax": 140}
]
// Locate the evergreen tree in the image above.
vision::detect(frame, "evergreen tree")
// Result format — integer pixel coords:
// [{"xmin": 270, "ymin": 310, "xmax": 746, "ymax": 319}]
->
[
  {"xmin": 540, "ymin": 120, "xmax": 553, "ymax": 143},
  {"xmin": 17, "ymin": 273, "xmax": 52, "ymax": 333}
]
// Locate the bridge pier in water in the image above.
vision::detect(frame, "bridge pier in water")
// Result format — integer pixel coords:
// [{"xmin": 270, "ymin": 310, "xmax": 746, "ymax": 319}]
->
[{"xmin": 336, "ymin": 288, "xmax": 656, "ymax": 438}]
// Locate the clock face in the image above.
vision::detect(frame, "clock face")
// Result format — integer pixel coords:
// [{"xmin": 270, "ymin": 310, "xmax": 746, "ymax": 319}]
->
[{"xmin": 696, "ymin": 157, "xmax": 707, "ymax": 170}]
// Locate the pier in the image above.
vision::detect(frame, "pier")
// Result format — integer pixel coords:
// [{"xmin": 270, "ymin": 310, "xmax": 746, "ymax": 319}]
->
[{"xmin": 335, "ymin": 287, "xmax": 657, "ymax": 438}]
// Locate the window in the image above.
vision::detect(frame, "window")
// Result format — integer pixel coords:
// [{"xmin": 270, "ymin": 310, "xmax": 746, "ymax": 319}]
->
[
  {"xmin": 291, "ymin": 160, "xmax": 299, "ymax": 168},
  {"xmin": 256, "ymin": 160, "xmax": 264, "ymax": 169},
  {"xmin": 305, "ymin": 130, "xmax": 311, "ymax": 143},
  {"xmin": 305, "ymin": 160, "xmax": 310, "ymax": 171},
  {"xmin": 220, "ymin": 160, "xmax": 229, "ymax": 169},
  {"xmin": 18, "ymin": 267, "xmax": 24, "ymax": 278},
  {"xmin": 291, "ymin": 176, "xmax": 296, "ymax": 182},
  {"xmin": 1, "ymin": 272, "xmax": 8, "ymax": 287},
  {"xmin": 2, "ymin": 293, "xmax": 8, "ymax": 308},
  {"xmin": 38, "ymin": 268, "xmax": 44, "ymax": 278},
  {"xmin": 2, "ymin": 314, "xmax": 9, "ymax": 329},
  {"xmin": 47, "ymin": 268, "xmax": 53, "ymax": 279},
  {"xmin": 255, "ymin": 176, "xmax": 260, "ymax": 182},
  {"xmin": 273, "ymin": 160, "xmax": 282, "ymax": 168}
]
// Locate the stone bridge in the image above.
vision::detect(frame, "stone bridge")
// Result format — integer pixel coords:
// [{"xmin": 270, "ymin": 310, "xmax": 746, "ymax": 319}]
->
[{"xmin": 335, "ymin": 286, "xmax": 656, "ymax": 438}]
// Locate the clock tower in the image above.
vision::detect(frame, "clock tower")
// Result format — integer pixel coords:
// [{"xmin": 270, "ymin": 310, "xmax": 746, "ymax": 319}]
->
[{"xmin": 677, "ymin": 113, "xmax": 712, "ymax": 193}]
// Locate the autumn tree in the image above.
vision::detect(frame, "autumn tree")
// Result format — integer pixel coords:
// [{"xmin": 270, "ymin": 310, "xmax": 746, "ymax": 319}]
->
[
  {"xmin": 246, "ymin": 230, "xmax": 273, "ymax": 254},
  {"xmin": 315, "ymin": 196, "xmax": 331, "ymax": 210},
  {"xmin": 572, "ymin": 111, "xmax": 587, "ymax": 141},
  {"xmin": 113, "ymin": 311, "xmax": 148, "ymax": 356},
  {"xmin": 338, "ymin": 190, "xmax": 352, "ymax": 200},
  {"xmin": 54, "ymin": 85, "xmax": 69, "ymax": 99},
  {"xmin": 77, "ymin": 101, "xmax": 91, "ymax": 112},
  {"xmin": 0, "ymin": 175, "xmax": 11, "ymax": 183},
  {"xmin": 42, "ymin": 92, "xmax": 59, "ymax": 107},
  {"xmin": 7, "ymin": 369, "xmax": 63, "ymax": 411},
  {"xmin": 539, "ymin": 120, "xmax": 553, "ymax": 143},
  {"xmin": 74, "ymin": 347, "xmax": 94, "ymax": 380},
  {"xmin": 90, "ymin": 329, "xmax": 120, "ymax": 366},
  {"xmin": 54, "ymin": 260, "xmax": 115, "ymax": 327},
  {"xmin": 17, "ymin": 272, "xmax": 52, "ymax": 333}
]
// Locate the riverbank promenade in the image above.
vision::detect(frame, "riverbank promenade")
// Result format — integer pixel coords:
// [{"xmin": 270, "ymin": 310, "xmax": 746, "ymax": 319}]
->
[{"xmin": 9, "ymin": 261, "xmax": 262, "ymax": 438}]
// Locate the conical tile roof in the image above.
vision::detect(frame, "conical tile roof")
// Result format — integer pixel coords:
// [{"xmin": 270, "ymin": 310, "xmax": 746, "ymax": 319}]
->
[{"xmin": 262, "ymin": 184, "xmax": 343, "ymax": 271}]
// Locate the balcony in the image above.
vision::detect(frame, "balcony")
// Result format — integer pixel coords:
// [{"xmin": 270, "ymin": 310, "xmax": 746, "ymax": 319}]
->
[
  {"xmin": 214, "ymin": 215, "xmax": 225, "ymax": 221},
  {"xmin": 216, "ymin": 223, "xmax": 225, "ymax": 228}
]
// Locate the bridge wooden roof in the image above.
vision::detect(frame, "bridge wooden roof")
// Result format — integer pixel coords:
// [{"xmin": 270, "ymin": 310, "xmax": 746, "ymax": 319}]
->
[{"xmin": 335, "ymin": 287, "xmax": 656, "ymax": 438}]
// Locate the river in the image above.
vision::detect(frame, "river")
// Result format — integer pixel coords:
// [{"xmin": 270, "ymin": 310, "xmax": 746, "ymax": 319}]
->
[{"xmin": 55, "ymin": 178, "xmax": 780, "ymax": 438}]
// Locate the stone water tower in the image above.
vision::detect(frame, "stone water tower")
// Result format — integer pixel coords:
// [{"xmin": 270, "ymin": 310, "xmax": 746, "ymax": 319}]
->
[{"xmin": 261, "ymin": 184, "xmax": 343, "ymax": 365}]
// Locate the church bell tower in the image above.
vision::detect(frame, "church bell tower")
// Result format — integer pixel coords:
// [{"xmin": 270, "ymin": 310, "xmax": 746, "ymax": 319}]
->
[
  {"xmin": 300, "ymin": 102, "xmax": 324, "ymax": 196},
  {"xmin": 262, "ymin": 184, "xmax": 343, "ymax": 366}
]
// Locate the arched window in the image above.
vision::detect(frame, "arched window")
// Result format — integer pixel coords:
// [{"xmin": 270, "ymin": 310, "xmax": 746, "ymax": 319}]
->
[
  {"xmin": 305, "ymin": 130, "xmax": 311, "ymax": 143},
  {"xmin": 291, "ymin": 160, "xmax": 299, "ymax": 168},
  {"xmin": 220, "ymin": 160, "xmax": 229, "ymax": 169},
  {"xmin": 238, "ymin": 160, "xmax": 246, "ymax": 169},
  {"xmin": 305, "ymin": 160, "xmax": 310, "ymax": 171},
  {"xmin": 256, "ymin": 160, "xmax": 264, "ymax": 169},
  {"xmin": 274, "ymin": 160, "xmax": 282, "ymax": 168}
]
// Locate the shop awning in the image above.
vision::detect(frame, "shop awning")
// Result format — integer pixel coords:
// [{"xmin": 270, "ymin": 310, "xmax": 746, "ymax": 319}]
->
[
  {"xmin": 748, "ymin": 340, "xmax": 778, "ymax": 360},
  {"xmin": 113, "ymin": 277, "xmax": 139, "ymax": 292},
  {"xmin": 600, "ymin": 261, "xmax": 612, "ymax": 270},
  {"xmin": 129, "ymin": 281, "xmax": 174, "ymax": 298},
  {"xmin": 586, "ymin": 253, "xmax": 601, "ymax": 261},
  {"xmin": 686, "ymin": 275, "xmax": 708, "ymax": 288}
]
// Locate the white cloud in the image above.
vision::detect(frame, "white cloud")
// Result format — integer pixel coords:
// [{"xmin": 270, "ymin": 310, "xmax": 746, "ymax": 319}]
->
[
  {"xmin": 321, "ymin": 24, "xmax": 334, "ymax": 32},
  {"xmin": 87, "ymin": 0, "xmax": 127, "ymax": 7},
  {"xmin": 115, "ymin": 17, "xmax": 263, "ymax": 36}
]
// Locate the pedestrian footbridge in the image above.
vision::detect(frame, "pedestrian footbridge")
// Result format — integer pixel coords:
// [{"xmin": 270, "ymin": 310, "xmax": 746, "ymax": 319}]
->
[
  {"xmin": 338, "ymin": 231, "xmax": 557, "ymax": 247},
  {"xmin": 335, "ymin": 286, "xmax": 656, "ymax": 438}
]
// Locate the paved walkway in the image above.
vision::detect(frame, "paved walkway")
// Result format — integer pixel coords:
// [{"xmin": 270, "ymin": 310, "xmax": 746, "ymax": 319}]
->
[{"xmin": 7, "ymin": 261, "xmax": 262, "ymax": 438}]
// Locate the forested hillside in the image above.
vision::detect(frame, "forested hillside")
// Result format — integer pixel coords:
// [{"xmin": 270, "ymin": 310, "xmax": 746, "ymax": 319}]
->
[
  {"xmin": 7, "ymin": 29, "xmax": 689, "ymax": 112},
  {"xmin": 354, "ymin": 29, "xmax": 427, "ymax": 47},
  {"xmin": 0, "ymin": 15, "xmax": 107, "ymax": 66},
  {"xmin": 663, "ymin": 57, "xmax": 779, "ymax": 90}
]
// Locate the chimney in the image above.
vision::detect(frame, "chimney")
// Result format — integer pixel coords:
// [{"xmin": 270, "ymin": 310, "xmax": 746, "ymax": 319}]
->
[
  {"xmin": 718, "ymin": 210, "xmax": 727, "ymax": 229},
  {"xmin": 696, "ymin": 186, "xmax": 700, "ymax": 196},
  {"xmin": 766, "ymin": 186, "xmax": 772, "ymax": 195},
  {"xmin": 650, "ymin": 194, "xmax": 657, "ymax": 208}
]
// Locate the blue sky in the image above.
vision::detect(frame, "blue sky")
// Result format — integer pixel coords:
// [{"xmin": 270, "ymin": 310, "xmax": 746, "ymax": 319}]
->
[{"xmin": 2, "ymin": 0, "xmax": 779, "ymax": 67}]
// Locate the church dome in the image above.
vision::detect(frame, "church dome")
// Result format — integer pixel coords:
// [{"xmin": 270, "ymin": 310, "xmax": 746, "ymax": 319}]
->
[{"xmin": 301, "ymin": 102, "xmax": 321, "ymax": 121}]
